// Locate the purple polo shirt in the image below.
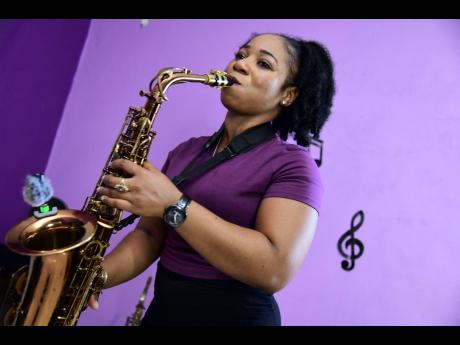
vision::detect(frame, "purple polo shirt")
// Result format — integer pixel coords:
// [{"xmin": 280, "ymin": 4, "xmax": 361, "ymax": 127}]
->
[{"xmin": 158, "ymin": 133, "xmax": 324, "ymax": 280}]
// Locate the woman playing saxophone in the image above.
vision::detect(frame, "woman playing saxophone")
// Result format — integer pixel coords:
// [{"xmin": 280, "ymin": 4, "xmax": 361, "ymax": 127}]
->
[{"xmin": 89, "ymin": 32, "xmax": 335, "ymax": 326}]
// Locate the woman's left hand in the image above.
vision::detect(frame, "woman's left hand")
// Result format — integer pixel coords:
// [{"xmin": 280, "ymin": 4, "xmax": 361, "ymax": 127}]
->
[{"xmin": 96, "ymin": 159, "xmax": 182, "ymax": 218}]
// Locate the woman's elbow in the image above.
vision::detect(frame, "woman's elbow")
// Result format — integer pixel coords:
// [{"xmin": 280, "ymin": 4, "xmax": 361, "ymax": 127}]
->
[{"xmin": 261, "ymin": 265, "xmax": 293, "ymax": 295}]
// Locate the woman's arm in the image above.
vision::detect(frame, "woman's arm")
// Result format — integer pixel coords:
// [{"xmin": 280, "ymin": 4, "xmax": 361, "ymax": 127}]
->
[
  {"xmin": 102, "ymin": 216, "xmax": 168, "ymax": 289},
  {"xmin": 175, "ymin": 196, "xmax": 318, "ymax": 294},
  {"xmin": 97, "ymin": 159, "xmax": 319, "ymax": 295}
]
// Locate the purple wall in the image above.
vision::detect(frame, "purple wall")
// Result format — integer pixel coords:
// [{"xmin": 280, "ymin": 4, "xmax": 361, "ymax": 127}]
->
[
  {"xmin": 6, "ymin": 19, "xmax": 460, "ymax": 325},
  {"xmin": 0, "ymin": 19, "xmax": 90, "ymax": 240}
]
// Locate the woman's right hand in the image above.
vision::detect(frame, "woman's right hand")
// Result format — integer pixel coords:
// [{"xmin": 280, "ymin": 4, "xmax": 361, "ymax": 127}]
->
[{"xmin": 87, "ymin": 294, "xmax": 99, "ymax": 311}]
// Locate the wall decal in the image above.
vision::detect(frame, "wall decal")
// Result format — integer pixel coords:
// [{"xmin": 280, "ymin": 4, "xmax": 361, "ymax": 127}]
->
[{"xmin": 338, "ymin": 210, "xmax": 365, "ymax": 271}]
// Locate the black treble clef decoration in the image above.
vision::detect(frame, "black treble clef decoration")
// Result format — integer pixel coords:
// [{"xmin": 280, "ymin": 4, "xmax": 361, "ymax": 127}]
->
[{"xmin": 338, "ymin": 210, "xmax": 365, "ymax": 271}]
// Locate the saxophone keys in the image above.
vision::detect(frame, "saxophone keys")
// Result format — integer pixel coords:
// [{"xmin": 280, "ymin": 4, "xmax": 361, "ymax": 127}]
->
[{"xmin": 139, "ymin": 90, "xmax": 152, "ymax": 99}]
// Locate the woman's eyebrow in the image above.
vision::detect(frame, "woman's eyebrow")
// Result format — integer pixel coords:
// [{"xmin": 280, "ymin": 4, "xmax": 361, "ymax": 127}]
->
[{"xmin": 239, "ymin": 44, "xmax": 278, "ymax": 64}]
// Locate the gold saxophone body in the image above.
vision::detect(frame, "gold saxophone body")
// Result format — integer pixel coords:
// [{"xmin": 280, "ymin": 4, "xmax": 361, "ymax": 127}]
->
[{"xmin": 4, "ymin": 68, "xmax": 233, "ymax": 326}]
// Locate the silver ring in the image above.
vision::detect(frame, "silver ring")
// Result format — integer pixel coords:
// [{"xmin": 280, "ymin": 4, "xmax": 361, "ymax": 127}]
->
[{"xmin": 114, "ymin": 178, "xmax": 129, "ymax": 193}]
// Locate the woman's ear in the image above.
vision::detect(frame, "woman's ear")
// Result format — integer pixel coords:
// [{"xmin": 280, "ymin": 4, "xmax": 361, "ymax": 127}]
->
[{"xmin": 280, "ymin": 86, "xmax": 299, "ymax": 107}]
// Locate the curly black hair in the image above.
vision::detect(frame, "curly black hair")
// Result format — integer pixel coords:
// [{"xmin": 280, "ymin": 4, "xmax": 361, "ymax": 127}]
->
[{"xmin": 245, "ymin": 33, "xmax": 336, "ymax": 147}]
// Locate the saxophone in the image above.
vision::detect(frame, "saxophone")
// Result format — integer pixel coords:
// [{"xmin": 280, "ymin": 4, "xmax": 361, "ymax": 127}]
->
[
  {"xmin": 125, "ymin": 276, "xmax": 152, "ymax": 326},
  {"xmin": 4, "ymin": 67, "xmax": 233, "ymax": 326}
]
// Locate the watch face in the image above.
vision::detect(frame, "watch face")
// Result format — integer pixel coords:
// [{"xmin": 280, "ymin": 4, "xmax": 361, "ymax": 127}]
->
[{"xmin": 165, "ymin": 206, "xmax": 185, "ymax": 227}]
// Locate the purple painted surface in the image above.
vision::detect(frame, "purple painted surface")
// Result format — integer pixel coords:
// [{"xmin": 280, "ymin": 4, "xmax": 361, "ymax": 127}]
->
[
  {"xmin": 6, "ymin": 19, "xmax": 460, "ymax": 326},
  {"xmin": 0, "ymin": 19, "xmax": 90, "ymax": 241}
]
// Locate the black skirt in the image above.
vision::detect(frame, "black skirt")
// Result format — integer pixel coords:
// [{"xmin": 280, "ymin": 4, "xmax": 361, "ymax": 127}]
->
[{"xmin": 141, "ymin": 261, "xmax": 281, "ymax": 326}]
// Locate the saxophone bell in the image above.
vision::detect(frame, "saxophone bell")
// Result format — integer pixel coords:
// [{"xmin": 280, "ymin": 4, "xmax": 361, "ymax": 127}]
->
[{"xmin": 4, "ymin": 210, "xmax": 97, "ymax": 326}]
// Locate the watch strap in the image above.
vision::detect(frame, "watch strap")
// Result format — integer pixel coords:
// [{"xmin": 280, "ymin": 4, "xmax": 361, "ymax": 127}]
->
[{"xmin": 175, "ymin": 194, "xmax": 191, "ymax": 213}]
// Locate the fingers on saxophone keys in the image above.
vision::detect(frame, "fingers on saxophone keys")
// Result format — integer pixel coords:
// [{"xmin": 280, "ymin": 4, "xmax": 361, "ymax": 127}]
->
[
  {"xmin": 101, "ymin": 174, "xmax": 116, "ymax": 187},
  {"xmin": 97, "ymin": 186, "xmax": 111, "ymax": 197},
  {"xmin": 97, "ymin": 186, "xmax": 124, "ymax": 199}
]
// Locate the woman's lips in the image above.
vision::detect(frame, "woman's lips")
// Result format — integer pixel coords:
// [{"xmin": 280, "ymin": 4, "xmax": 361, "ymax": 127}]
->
[{"xmin": 227, "ymin": 75, "xmax": 241, "ymax": 85}]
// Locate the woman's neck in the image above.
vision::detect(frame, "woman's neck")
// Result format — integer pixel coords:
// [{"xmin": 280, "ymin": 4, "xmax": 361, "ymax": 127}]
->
[{"xmin": 218, "ymin": 111, "xmax": 273, "ymax": 150}]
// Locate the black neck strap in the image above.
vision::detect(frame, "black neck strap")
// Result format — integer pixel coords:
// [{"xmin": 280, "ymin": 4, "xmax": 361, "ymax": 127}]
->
[{"xmin": 171, "ymin": 121, "xmax": 276, "ymax": 187}]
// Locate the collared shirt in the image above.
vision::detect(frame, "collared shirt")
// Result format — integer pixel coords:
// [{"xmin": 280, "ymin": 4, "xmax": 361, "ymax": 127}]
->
[{"xmin": 159, "ymin": 134, "xmax": 324, "ymax": 280}]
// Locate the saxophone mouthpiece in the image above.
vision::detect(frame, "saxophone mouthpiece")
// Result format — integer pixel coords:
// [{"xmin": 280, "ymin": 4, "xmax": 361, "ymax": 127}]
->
[{"xmin": 209, "ymin": 70, "xmax": 234, "ymax": 88}]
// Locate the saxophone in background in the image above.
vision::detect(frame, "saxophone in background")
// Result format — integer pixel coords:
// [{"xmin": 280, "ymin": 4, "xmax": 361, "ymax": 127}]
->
[
  {"xmin": 4, "ymin": 68, "xmax": 234, "ymax": 326},
  {"xmin": 125, "ymin": 276, "xmax": 152, "ymax": 326}
]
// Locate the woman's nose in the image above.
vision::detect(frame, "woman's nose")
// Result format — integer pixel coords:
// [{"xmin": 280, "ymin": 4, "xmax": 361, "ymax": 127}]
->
[{"xmin": 233, "ymin": 59, "xmax": 249, "ymax": 75}]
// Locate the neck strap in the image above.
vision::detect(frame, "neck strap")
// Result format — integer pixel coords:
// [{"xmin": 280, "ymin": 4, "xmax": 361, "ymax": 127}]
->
[{"xmin": 171, "ymin": 121, "xmax": 276, "ymax": 186}]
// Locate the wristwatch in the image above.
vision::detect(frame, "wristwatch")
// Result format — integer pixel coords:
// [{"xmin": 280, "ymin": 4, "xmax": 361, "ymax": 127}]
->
[{"xmin": 163, "ymin": 194, "xmax": 192, "ymax": 228}]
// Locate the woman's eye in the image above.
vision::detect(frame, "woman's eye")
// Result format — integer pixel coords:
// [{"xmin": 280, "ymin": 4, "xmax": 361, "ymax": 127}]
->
[
  {"xmin": 258, "ymin": 61, "xmax": 272, "ymax": 70},
  {"xmin": 234, "ymin": 52, "xmax": 245, "ymax": 60},
  {"xmin": 233, "ymin": 52, "xmax": 272, "ymax": 70}
]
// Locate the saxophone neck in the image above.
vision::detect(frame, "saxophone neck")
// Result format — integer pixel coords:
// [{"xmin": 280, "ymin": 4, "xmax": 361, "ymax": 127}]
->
[{"xmin": 142, "ymin": 67, "xmax": 233, "ymax": 104}]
